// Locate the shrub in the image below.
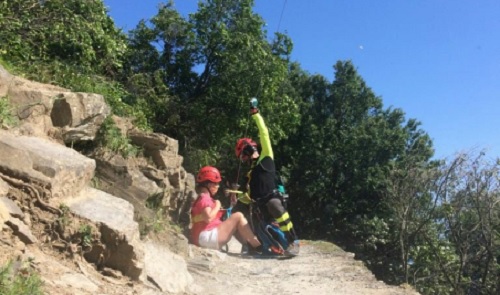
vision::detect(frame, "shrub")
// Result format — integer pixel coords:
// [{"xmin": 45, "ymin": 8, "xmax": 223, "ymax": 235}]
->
[
  {"xmin": 0, "ymin": 97, "xmax": 18, "ymax": 128},
  {"xmin": 0, "ymin": 260, "xmax": 44, "ymax": 295},
  {"xmin": 96, "ymin": 116, "xmax": 140, "ymax": 158}
]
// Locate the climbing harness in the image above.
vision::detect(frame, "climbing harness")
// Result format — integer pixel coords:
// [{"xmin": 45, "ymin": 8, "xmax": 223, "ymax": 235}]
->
[{"xmin": 249, "ymin": 198, "xmax": 289, "ymax": 256}]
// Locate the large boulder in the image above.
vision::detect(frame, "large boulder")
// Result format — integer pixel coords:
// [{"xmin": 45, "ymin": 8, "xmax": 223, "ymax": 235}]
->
[
  {"xmin": 143, "ymin": 240, "xmax": 194, "ymax": 293},
  {"xmin": 0, "ymin": 65, "xmax": 67, "ymax": 138},
  {"xmin": 90, "ymin": 150, "xmax": 162, "ymax": 220},
  {"xmin": 52, "ymin": 92, "xmax": 111, "ymax": 143},
  {"xmin": 0, "ymin": 130, "xmax": 95, "ymax": 202},
  {"xmin": 0, "ymin": 65, "xmax": 110, "ymax": 142},
  {"xmin": 64, "ymin": 187, "xmax": 145, "ymax": 281}
]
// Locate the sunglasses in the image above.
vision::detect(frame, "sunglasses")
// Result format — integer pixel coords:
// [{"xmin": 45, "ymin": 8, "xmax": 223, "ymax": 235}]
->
[{"xmin": 240, "ymin": 145, "xmax": 257, "ymax": 162}]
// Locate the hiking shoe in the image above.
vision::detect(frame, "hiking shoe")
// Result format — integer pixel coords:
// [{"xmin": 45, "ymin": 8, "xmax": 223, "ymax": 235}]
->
[
  {"xmin": 241, "ymin": 244, "xmax": 249, "ymax": 255},
  {"xmin": 284, "ymin": 240, "xmax": 300, "ymax": 257},
  {"xmin": 252, "ymin": 245, "xmax": 263, "ymax": 255},
  {"xmin": 241, "ymin": 244, "xmax": 263, "ymax": 256}
]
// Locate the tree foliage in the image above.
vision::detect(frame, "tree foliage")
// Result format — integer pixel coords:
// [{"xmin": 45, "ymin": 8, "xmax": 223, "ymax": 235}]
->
[
  {"xmin": 0, "ymin": 0, "xmax": 126, "ymax": 76},
  {"xmin": 429, "ymin": 152, "xmax": 500, "ymax": 294},
  {"xmin": 281, "ymin": 61, "xmax": 434, "ymax": 240},
  {"xmin": 0, "ymin": 0, "xmax": 147, "ymax": 128},
  {"xmin": 123, "ymin": 0, "xmax": 299, "ymax": 173}
]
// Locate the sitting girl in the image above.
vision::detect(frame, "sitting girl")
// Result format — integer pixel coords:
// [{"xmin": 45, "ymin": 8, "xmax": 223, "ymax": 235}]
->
[{"xmin": 190, "ymin": 166, "xmax": 262, "ymax": 252}]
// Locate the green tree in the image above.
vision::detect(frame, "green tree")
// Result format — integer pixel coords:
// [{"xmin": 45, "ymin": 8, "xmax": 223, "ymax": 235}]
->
[
  {"xmin": 120, "ymin": 1, "xmax": 192, "ymax": 132},
  {"xmin": 432, "ymin": 152, "xmax": 500, "ymax": 294},
  {"xmin": 0, "ymin": 0, "xmax": 149, "ymax": 128},
  {"xmin": 382, "ymin": 154, "xmax": 441, "ymax": 286},
  {"xmin": 0, "ymin": 0, "xmax": 126, "ymax": 76},
  {"xmin": 275, "ymin": 65, "xmax": 333, "ymax": 237},
  {"xmin": 283, "ymin": 61, "xmax": 427, "ymax": 232},
  {"xmin": 281, "ymin": 61, "xmax": 438, "ymax": 287},
  {"xmin": 123, "ymin": 0, "xmax": 299, "ymax": 173},
  {"xmin": 401, "ymin": 152, "xmax": 500, "ymax": 295}
]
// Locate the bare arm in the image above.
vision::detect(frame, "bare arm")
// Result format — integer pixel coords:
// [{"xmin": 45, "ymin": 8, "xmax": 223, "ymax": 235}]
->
[{"xmin": 201, "ymin": 199, "xmax": 222, "ymax": 222}]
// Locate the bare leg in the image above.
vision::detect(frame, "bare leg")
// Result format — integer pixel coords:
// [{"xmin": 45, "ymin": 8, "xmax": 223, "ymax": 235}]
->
[
  {"xmin": 217, "ymin": 212, "xmax": 260, "ymax": 248},
  {"xmin": 232, "ymin": 230, "xmax": 246, "ymax": 245}
]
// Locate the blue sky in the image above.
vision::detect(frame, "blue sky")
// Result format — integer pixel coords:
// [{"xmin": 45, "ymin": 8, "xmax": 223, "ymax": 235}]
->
[{"xmin": 103, "ymin": 0, "xmax": 500, "ymax": 161}]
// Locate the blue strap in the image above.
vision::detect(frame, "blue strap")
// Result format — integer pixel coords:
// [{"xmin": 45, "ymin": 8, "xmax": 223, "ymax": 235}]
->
[{"xmin": 225, "ymin": 207, "xmax": 232, "ymax": 220}]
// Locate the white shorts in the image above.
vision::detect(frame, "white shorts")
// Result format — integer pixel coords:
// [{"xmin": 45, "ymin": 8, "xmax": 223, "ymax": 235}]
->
[{"xmin": 198, "ymin": 228, "xmax": 219, "ymax": 250}]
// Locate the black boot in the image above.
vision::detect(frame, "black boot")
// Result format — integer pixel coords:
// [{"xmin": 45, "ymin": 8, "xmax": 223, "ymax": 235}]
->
[{"xmin": 241, "ymin": 244, "xmax": 263, "ymax": 255}]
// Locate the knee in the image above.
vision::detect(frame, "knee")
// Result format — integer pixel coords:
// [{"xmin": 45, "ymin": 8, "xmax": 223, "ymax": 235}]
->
[
  {"xmin": 267, "ymin": 198, "xmax": 285, "ymax": 214},
  {"xmin": 232, "ymin": 211, "xmax": 248, "ymax": 223},
  {"xmin": 232, "ymin": 212, "xmax": 245, "ymax": 220},
  {"xmin": 267, "ymin": 198, "xmax": 281, "ymax": 208}
]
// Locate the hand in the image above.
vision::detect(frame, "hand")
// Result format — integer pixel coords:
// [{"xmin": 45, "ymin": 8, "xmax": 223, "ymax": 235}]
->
[
  {"xmin": 223, "ymin": 189, "xmax": 238, "ymax": 206},
  {"xmin": 250, "ymin": 97, "xmax": 258, "ymax": 108},
  {"xmin": 231, "ymin": 183, "xmax": 240, "ymax": 190},
  {"xmin": 249, "ymin": 97, "xmax": 259, "ymax": 114},
  {"xmin": 225, "ymin": 181, "xmax": 240, "ymax": 196},
  {"xmin": 224, "ymin": 188, "xmax": 236, "ymax": 197},
  {"xmin": 230, "ymin": 194, "xmax": 238, "ymax": 207}
]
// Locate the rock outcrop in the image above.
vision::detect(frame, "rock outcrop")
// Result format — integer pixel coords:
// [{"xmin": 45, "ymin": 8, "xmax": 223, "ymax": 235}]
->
[
  {"xmin": 0, "ymin": 65, "xmax": 196, "ymax": 293},
  {"xmin": 64, "ymin": 187, "xmax": 145, "ymax": 281},
  {"xmin": 0, "ymin": 130, "xmax": 96, "ymax": 201}
]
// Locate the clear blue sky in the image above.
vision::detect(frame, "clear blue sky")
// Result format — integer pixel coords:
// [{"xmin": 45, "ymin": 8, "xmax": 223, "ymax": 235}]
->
[{"xmin": 103, "ymin": 0, "xmax": 500, "ymax": 161}]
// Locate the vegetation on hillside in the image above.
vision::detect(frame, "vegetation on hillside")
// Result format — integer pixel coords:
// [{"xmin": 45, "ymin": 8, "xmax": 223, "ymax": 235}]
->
[
  {"xmin": 0, "ymin": 1, "xmax": 498, "ymax": 294},
  {"xmin": 0, "ymin": 260, "xmax": 43, "ymax": 295},
  {"xmin": 0, "ymin": 97, "xmax": 18, "ymax": 128}
]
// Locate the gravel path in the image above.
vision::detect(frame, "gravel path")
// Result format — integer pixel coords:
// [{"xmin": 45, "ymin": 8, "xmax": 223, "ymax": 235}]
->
[{"xmin": 187, "ymin": 239, "xmax": 420, "ymax": 295}]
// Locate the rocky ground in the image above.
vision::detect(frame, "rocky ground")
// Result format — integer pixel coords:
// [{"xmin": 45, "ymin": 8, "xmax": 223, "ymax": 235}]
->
[
  {"xmin": 1, "ymin": 224, "xmax": 420, "ymax": 295},
  {"xmin": 187, "ymin": 239, "xmax": 420, "ymax": 295}
]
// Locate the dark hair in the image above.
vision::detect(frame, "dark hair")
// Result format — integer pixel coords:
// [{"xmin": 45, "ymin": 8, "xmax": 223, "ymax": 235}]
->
[{"xmin": 195, "ymin": 180, "xmax": 213, "ymax": 194}]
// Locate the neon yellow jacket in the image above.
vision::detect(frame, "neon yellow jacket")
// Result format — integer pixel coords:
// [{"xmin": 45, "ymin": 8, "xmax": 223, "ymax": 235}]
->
[{"xmin": 246, "ymin": 112, "xmax": 277, "ymax": 200}]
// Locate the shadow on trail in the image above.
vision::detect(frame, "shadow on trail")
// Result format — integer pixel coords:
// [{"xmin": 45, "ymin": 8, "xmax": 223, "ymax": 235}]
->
[{"xmin": 223, "ymin": 252, "xmax": 295, "ymax": 260}]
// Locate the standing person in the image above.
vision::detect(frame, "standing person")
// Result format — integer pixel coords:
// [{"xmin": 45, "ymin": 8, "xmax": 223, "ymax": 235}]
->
[
  {"xmin": 190, "ymin": 166, "xmax": 262, "ymax": 252},
  {"xmin": 234, "ymin": 99, "xmax": 300, "ymax": 256}
]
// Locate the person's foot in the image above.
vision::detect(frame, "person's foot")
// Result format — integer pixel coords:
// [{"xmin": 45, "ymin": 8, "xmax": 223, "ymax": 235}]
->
[
  {"xmin": 252, "ymin": 245, "xmax": 263, "ymax": 254},
  {"xmin": 241, "ymin": 244, "xmax": 263, "ymax": 255},
  {"xmin": 241, "ymin": 244, "xmax": 249, "ymax": 255},
  {"xmin": 284, "ymin": 240, "xmax": 300, "ymax": 257}
]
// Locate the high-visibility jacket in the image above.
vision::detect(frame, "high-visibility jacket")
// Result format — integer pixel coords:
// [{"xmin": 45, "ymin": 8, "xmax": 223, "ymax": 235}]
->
[{"xmin": 247, "ymin": 113, "xmax": 276, "ymax": 200}]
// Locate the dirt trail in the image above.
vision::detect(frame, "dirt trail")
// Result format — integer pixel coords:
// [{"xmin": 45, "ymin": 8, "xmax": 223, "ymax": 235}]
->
[
  {"xmin": 1, "ymin": 226, "xmax": 419, "ymax": 295},
  {"xmin": 188, "ymin": 239, "xmax": 419, "ymax": 295}
]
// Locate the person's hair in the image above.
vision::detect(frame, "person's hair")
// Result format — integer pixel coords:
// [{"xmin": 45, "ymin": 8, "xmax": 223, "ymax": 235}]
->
[{"xmin": 195, "ymin": 180, "xmax": 212, "ymax": 194}]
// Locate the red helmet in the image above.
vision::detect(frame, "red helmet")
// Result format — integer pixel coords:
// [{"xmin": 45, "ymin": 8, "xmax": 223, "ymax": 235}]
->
[
  {"xmin": 196, "ymin": 166, "xmax": 222, "ymax": 183},
  {"xmin": 235, "ymin": 138, "xmax": 257, "ymax": 158}
]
